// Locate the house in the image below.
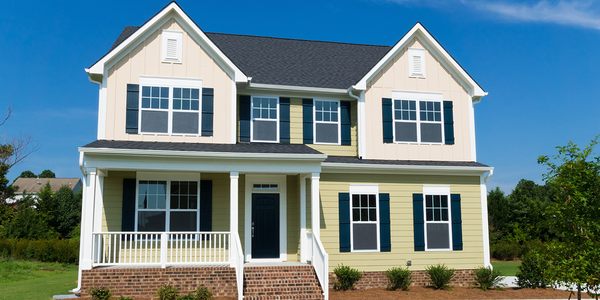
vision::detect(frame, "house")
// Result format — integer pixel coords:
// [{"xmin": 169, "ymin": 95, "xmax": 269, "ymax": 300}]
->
[
  {"xmin": 7, "ymin": 177, "xmax": 81, "ymax": 203},
  {"xmin": 77, "ymin": 2, "xmax": 492, "ymax": 299}
]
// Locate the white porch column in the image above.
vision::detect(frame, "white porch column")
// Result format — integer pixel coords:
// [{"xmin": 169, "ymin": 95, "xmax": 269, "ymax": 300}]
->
[
  {"xmin": 310, "ymin": 173, "xmax": 320, "ymax": 237},
  {"xmin": 76, "ymin": 168, "xmax": 98, "ymax": 290},
  {"xmin": 299, "ymin": 175, "xmax": 308, "ymax": 263},
  {"xmin": 230, "ymin": 172, "xmax": 239, "ymax": 234},
  {"xmin": 92, "ymin": 173, "xmax": 104, "ymax": 234}
]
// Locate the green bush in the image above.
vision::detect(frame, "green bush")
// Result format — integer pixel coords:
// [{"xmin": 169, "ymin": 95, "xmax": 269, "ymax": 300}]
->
[
  {"xmin": 90, "ymin": 287, "xmax": 111, "ymax": 300},
  {"xmin": 157, "ymin": 285, "xmax": 179, "ymax": 300},
  {"xmin": 491, "ymin": 240, "xmax": 521, "ymax": 260},
  {"xmin": 385, "ymin": 267, "xmax": 412, "ymax": 291},
  {"xmin": 0, "ymin": 239, "xmax": 78, "ymax": 263},
  {"xmin": 193, "ymin": 286, "xmax": 213, "ymax": 300},
  {"xmin": 425, "ymin": 264, "xmax": 455, "ymax": 289},
  {"xmin": 333, "ymin": 265, "xmax": 362, "ymax": 291},
  {"xmin": 474, "ymin": 266, "xmax": 503, "ymax": 290},
  {"xmin": 176, "ymin": 295, "xmax": 195, "ymax": 300},
  {"xmin": 517, "ymin": 248, "xmax": 549, "ymax": 288}
]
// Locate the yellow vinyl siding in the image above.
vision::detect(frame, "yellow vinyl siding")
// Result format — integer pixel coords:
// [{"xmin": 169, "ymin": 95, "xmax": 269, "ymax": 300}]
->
[
  {"xmin": 101, "ymin": 171, "xmax": 135, "ymax": 232},
  {"xmin": 319, "ymin": 173, "xmax": 483, "ymax": 272}
]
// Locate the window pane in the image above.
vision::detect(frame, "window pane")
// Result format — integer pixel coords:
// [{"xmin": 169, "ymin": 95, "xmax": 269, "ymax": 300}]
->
[
  {"xmin": 142, "ymin": 86, "xmax": 150, "ymax": 97},
  {"xmin": 252, "ymin": 120, "xmax": 277, "ymax": 141},
  {"xmin": 315, "ymin": 101, "xmax": 323, "ymax": 110},
  {"xmin": 352, "ymin": 208, "xmax": 360, "ymax": 221},
  {"xmin": 441, "ymin": 196, "xmax": 448, "ymax": 207},
  {"xmin": 352, "ymin": 195, "xmax": 359, "ymax": 207},
  {"xmin": 352, "ymin": 223, "xmax": 378, "ymax": 250},
  {"xmin": 361, "ymin": 209, "xmax": 368, "ymax": 221},
  {"xmin": 138, "ymin": 211, "xmax": 165, "ymax": 232},
  {"xmin": 315, "ymin": 123, "xmax": 339, "ymax": 144},
  {"xmin": 426, "ymin": 208, "xmax": 433, "ymax": 221},
  {"xmin": 170, "ymin": 212, "xmax": 197, "ymax": 231},
  {"xmin": 420, "ymin": 123, "xmax": 442, "ymax": 143},
  {"xmin": 170, "ymin": 195, "xmax": 178, "ymax": 209},
  {"xmin": 441, "ymin": 208, "xmax": 448, "ymax": 221},
  {"xmin": 394, "ymin": 122, "xmax": 417, "ymax": 142},
  {"xmin": 426, "ymin": 223, "xmax": 450, "ymax": 249},
  {"xmin": 360, "ymin": 195, "xmax": 368, "ymax": 207},
  {"xmin": 426, "ymin": 195, "xmax": 433, "ymax": 208},
  {"xmin": 434, "ymin": 195, "xmax": 440, "ymax": 208},
  {"xmin": 434, "ymin": 208, "xmax": 441, "ymax": 221},
  {"xmin": 369, "ymin": 208, "xmax": 377, "ymax": 222},
  {"xmin": 368, "ymin": 195, "xmax": 376, "ymax": 208}
]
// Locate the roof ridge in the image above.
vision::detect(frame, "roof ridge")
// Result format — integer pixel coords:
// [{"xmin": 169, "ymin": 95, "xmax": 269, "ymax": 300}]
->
[{"xmin": 205, "ymin": 31, "xmax": 392, "ymax": 48}]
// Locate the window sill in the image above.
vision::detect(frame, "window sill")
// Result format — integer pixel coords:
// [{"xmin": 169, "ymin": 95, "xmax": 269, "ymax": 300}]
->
[{"xmin": 392, "ymin": 141, "xmax": 445, "ymax": 146}]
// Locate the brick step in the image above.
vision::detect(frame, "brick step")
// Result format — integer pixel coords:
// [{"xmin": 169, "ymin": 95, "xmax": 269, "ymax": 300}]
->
[
  {"xmin": 244, "ymin": 279, "xmax": 321, "ymax": 286},
  {"xmin": 244, "ymin": 286, "xmax": 322, "ymax": 293},
  {"xmin": 243, "ymin": 265, "xmax": 323, "ymax": 298},
  {"xmin": 244, "ymin": 274, "xmax": 317, "ymax": 280},
  {"xmin": 244, "ymin": 294, "xmax": 324, "ymax": 300}
]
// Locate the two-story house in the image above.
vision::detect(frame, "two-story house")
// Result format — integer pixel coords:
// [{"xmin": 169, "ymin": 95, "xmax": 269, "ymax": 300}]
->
[{"xmin": 76, "ymin": 2, "xmax": 492, "ymax": 299}]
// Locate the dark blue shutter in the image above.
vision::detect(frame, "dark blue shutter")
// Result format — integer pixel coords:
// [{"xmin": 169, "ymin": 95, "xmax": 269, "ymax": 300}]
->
[
  {"xmin": 413, "ymin": 193, "xmax": 425, "ymax": 251},
  {"xmin": 200, "ymin": 180, "xmax": 213, "ymax": 232},
  {"xmin": 239, "ymin": 95, "xmax": 251, "ymax": 142},
  {"xmin": 340, "ymin": 101, "xmax": 351, "ymax": 145},
  {"xmin": 339, "ymin": 192, "xmax": 350, "ymax": 252},
  {"xmin": 201, "ymin": 88, "xmax": 214, "ymax": 136},
  {"xmin": 302, "ymin": 98, "xmax": 313, "ymax": 144},
  {"xmin": 382, "ymin": 98, "xmax": 393, "ymax": 143},
  {"xmin": 126, "ymin": 84, "xmax": 139, "ymax": 134},
  {"xmin": 451, "ymin": 194, "xmax": 463, "ymax": 250},
  {"xmin": 279, "ymin": 97, "xmax": 290, "ymax": 144},
  {"xmin": 443, "ymin": 101, "xmax": 455, "ymax": 145},
  {"xmin": 121, "ymin": 178, "xmax": 136, "ymax": 231},
  {"xmin": 379, "ymin": 193, "xmax": 391, "ymax": 252}
]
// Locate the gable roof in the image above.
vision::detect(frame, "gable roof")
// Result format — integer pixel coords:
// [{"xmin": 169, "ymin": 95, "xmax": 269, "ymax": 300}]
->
[{"xmin": 12, "ymin": 178, "xmax": 82, "ymax": 194}]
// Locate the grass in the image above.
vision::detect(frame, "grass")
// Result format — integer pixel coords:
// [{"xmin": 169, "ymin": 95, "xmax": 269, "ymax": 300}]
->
[
  {"xmin": 492, "ymin": 260, "xmax": 521, "ymax": 276},
  {"xmin": 0, "ymin": 259, "xmax": 78, "ymax": 300}
]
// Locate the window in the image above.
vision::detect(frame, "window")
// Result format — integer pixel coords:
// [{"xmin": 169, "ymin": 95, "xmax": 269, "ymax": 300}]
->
[
  {"xmin": 392, "ymin": 98, "xmax": 443, "ymax": 144},
  {"xmin": 424, "ymin": 194, "xmax": 451, "ymax": 250},
  {"xmin": 408, "ymin": 48, "xmax": 426, "ymax": 78},
  {"xmin": 350, "ymin": 191, "xmax": 379, "ymax": 251},
  {"xmin": 136, "ymin": 180, "xmax": 199, "ymax": 232},
  {"xmin": 251, "ymin": 96, "xmax": 278, "ymax": 142},
  {"xmin": 162, "ymin": 31, "xmax": 183, "ymax": 63},
  {"xmin": 314, "ymin": 100, "xmax": 340, "ymax": 144},
  {"xmin": 139, "ymin": 77, "xmax": 202, "ymax": 136}
]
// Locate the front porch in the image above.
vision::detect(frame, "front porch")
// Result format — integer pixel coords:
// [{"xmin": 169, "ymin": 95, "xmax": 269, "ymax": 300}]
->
[{"xmin": 77, "ymin": 142, "xmax": 329, "ymax": 299}]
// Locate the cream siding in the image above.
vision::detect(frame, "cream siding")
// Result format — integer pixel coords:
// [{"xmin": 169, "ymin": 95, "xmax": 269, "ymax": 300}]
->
[
  {"xmin": 319, "ymin": 173, "xmax": 483, "ymax": 272},
  {"xmin": 103, "ymin": 17, "xmax": 235, "ymax": 143},
  {"xmin": 364, "ymin": 38, "xmax": 474, "ymax": 161}
]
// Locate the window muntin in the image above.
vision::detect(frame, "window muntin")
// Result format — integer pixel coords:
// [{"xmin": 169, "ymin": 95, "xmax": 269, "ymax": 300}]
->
[
  {"xmin": 173, "ymin": 88, "xmax": 200, "ymax": 111},
  {"xmin": 350, "ymin": 193, "xmax": 378, "ymax": 251},
  {"xmin": 251, "ymin": 96, "xmax": 279, "ymax": 142},
  {"xmin": 142, "ymin": 86, "xmax": 169, "ymax": 109},
  {"xmin": 424, "ymin": 194, "xmax": 451, "ymax": 250},
  {"xmin": 314, "ymin": 100, "xmax": 341, "ymax": 144},
  {"xmin": 392, "ymin": 99, "xmax": 443, "ymax": 144},
  {"xmin": 136, "ymin": 180, "xmax": 199, "ymax": 232}
]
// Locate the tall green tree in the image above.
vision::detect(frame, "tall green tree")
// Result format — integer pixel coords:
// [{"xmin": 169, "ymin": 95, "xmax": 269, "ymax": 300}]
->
[
  {"xmin": 538, "ymin": 138, "xmax": 600, "ymax": 299},
  {"xmin": 18, "ymin": 170, "xmax": 36, "ymax": 178},
  {"xmin": 38, "ymin": 169, "xmax": 56, "ymax": 178},
  {"xmin": 55, "ymin": 186, "xmax": 81, "ymax": 238}
]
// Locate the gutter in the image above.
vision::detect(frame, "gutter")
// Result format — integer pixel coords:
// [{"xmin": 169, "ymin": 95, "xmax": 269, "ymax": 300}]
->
[
  {"xmin": 322, "ymin": 161, "xmax": 493, "ymax": 175},
  {"xmin": 347, "ymin": 86, "xmax": 366, "ymax": 158}
]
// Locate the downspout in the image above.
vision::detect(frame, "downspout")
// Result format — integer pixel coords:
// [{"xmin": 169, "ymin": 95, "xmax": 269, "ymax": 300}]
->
[{"xmin": 347, "ymin": 86, "xmax": 365, "ymax": 159}]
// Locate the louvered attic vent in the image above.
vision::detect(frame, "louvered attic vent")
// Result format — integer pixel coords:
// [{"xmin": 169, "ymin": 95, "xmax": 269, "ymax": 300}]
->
[
  {"xmin": 162, "ymin": 31, "xmax": 183, "ymax": 63},
  {"xmin": 408, "ymin": 48, "xmax": 426, "ymax": 78}
]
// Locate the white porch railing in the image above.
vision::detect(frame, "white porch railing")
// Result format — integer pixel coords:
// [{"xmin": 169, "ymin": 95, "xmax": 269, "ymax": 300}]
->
[
  {"xmin": 311, "ymin": 232, "xmax": 329, "ymax": 300},
  {"xmin": 92, "ymin": 232, "xmax": 231, "ymax": 267},
  {"xmin": 229, "ymin": 232, "xmax": 244, "ymax": 300}
]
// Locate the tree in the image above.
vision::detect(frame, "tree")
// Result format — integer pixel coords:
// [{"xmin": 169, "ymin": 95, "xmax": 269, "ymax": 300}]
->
[
  {"xmin": 38, "ymin": 169, "xmax": 56, "ymax": 178},
  {"xmin": 55, "ymin": 186, "xmax": 81, "ymax": 238},
  {"xmin": 36, "ymin": 183, "xmax": 60, "ymax": 231},
  {"xmin": 537, "ymin": 138, "xmax": 600, "ymax": 300},
  {"xmin": 19, "ymin": 170, "xmax": 36, "ymax": 178}
]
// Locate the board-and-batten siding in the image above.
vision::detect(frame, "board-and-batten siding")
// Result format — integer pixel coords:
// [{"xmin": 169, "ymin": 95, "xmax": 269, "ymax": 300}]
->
[{"xmin": 319, "ymin": 173, "xmax": 483, "ymax": 272}]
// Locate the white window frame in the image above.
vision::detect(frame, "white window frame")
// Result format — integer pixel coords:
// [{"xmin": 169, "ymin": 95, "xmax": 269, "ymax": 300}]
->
[
  {"xmin": 349, "ymin": 185, "xmax": 380, "ymax": 253},
  {"xmin": 134, "ymin": 172, "xmax": 201, "ymax": 233},
  {"xmin": 408, "ymin": 48, "xmax": 426, "ymax": 78},
  {"xmin": 313, "ymin": 99, "xmax": 341, "ymax": 145},
  {"xmin": 250, "ymin": 95, "xmax": 279, "ymax": 143},
  {"xmin": 138, "ymin": 76, "xmax": 203, "ymax": 137},
  {"xmin": 423, "ymin": 185, "xmax": 453, "ymax": 252},
  {"xmin": 391, "ymin": 91, "xmax": 445, "ymax": 145},
  {"xmin": 161, "ymin": 30, "xmax": 183, "ymax": 63}
]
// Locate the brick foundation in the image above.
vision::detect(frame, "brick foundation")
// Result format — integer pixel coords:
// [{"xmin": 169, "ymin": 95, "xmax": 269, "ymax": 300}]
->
[
  {"xmin": 81, "ymin": 266, "xmax": 237, "ymax": 299},
  {"xmin": 329, "ymin": 269, "xmax": 476, "ymax": 290}
]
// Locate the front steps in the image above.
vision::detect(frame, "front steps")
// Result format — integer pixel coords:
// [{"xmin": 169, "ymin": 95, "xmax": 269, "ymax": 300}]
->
[{"xmin": 243, "ymin": 265, "xmax": 324, "ymax": 299}]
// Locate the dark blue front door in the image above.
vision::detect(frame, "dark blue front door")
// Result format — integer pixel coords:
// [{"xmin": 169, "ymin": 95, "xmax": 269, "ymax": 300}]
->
[{"xmin": 251, "ymin": 193, "xmax": 280, "ymax": 259}]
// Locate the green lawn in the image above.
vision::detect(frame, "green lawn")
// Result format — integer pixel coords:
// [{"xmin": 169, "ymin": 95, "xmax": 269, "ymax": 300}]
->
[
  {"xmin": 0, "ymin": 259, "xmax": 78, "ymax": 300},
  {"xmin": 492, "ymin": 260, "xmax": 521, "ymax": 276}
]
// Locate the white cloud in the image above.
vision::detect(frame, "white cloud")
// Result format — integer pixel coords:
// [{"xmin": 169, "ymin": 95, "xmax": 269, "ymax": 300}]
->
[{"xmin": 381, "ymin": 0, "xmax": 600, "ymax": 31}]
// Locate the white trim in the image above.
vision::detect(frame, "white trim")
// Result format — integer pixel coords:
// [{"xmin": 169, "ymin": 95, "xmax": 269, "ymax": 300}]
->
[
  {"xmin": 86, "ymin": 2, "xmax": 247, "ymax": 83},
  {"xmin": 392, "ymin": 91, "xmax": 442, "ymax": 101},
  {"xmin": 321, "ymin": 162, "xmax": 492, "ymax": 176},
  {"xmin": 408, "ymin": 48, "xmax": 426, "ymax": 78},
  {"xmin": 391, "ymin": 97, "xmax": 445, "ymax": 145},
  {"xmin": 231, "ymin": 80, "xmax": 237, "ymax": 143},
  {"xmin": 349, "ymin": 185, "xmax": 380, "ymax": 252},
  {"xmin": 249, "ymin": 82, "xmax": 348, "ymax": 94},
  {"xmin": 481, "ymin": 171, "xmax": 493, "ymax": 268},
  {"xmin": 161, "ymin": 30, "xmax": 183, "ymax": 63},
  {"xmin": 354, "ymin": 23, "xmax": 487, "ymax": 99},
  {"xmin": 422, "ymin": 185, "xmax": 453, "ymax": 252},
  {"xmin": 244, "ymin": 175, "xmax": 287, "ymax": 262},
  {"xmin": 139, "ymin": 76, "xmax": 203, "ymax": 88},
  {"xmin": 468, "ymin": 101, "xmax": 477, "ymax": 161},
  {"xmin": 97, "ymin": 75, "xmax": 107, "ymax": 139},
  {"xmin": 250, "ymin": 95, "xmax": 280, "ymax": 143},
  {"xmin": 313, "ymin": 99, "xmax": 341, "ymax": 145}
]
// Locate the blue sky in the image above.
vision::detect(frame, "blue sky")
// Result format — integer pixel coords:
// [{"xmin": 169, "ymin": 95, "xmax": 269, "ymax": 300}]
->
[{"xmin": 1, "ymin": 0, "xmax": 599, "ymax": 192}]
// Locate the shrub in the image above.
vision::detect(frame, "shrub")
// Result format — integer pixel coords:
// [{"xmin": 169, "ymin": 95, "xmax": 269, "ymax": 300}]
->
[
  {"xmin": 491, "ymin": 240, "xmax": 521, "ymax": 260},
  {"xmin": 157, "ymin": 284, "xmax": 179, "ymax": 300},
  {"xmin": 517, "ymin": 248, "xmax": 549, "ymax": 288},
  {"xmin": 176, "ymin": 295, "xmax": 195, "ymax": 300},
  {"xmin": 193, "ymin": 286, "xmax": 213, "ymax": 300},
  {"xmin": 90, "ymin": 287, "xmax": 111, "ymax": 300},
  {"xmin": 385, "ymin": 267, "xmax": 412, "ymax": 291},
  {"xmin": 474, "ymin": 266, "xmax": 503, "ymax": 290},
  {"xmin": 425, "ymin": 264, "xmax": 455, "ymax": 289},
  {"xmin": 0, "ymin": 239, "xmax": 78, "ymax": 263},
  {"xmin": 333, "ymin": 265, "xmax": 362, "ymax": 291}
]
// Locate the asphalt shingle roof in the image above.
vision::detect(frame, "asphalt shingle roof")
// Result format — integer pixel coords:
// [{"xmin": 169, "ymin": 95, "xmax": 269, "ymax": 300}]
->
[
  {"xmin": 325, "ymin": 156, "xmax": 489, "ymax": 168},
  {"xmin": 82, "ymin": 140, "xmax": 323, "ymax": 155},
  {"xmin": 110, "ymin": 26, "xmax": 391, "ymax": 89}
]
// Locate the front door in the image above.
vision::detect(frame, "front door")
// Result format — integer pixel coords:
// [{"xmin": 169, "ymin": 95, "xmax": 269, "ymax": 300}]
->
[{"xmin": 251, "ymin": 193, "xmax": 280, "ymax": 259}]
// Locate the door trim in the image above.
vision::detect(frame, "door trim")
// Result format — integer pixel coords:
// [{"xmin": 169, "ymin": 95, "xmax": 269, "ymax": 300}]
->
[{"xmin": 244, "ymin": 174, "xmax": 287, "ymax": 262}]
